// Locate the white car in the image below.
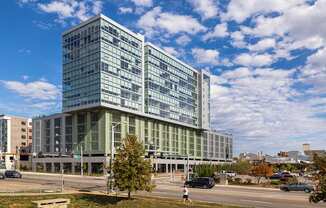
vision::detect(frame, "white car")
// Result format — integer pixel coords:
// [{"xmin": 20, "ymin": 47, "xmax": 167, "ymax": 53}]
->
[{"xmin": 226, "ymin": 172, "xmax": 237, "ymax": 177}]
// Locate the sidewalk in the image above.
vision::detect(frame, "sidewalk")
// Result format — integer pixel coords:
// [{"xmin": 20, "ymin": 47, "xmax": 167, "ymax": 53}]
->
[{"xmin": 22, "ymin": 171, "xmax": 105, "ymax": 180}]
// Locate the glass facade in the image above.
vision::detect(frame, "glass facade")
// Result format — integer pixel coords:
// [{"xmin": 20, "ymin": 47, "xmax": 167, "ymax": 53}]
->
[
  {"xmin": 100, "ymin": 18, "xmax": 143, "ymax": 112},
  {"xmin": 62, "ymin": 15, "xmax": 144, "ymax": 113},
  {"xmin": 62, "ymin": 19, "xmax": 101, "ymax": 110},
  {"xmin": 144, "ymin": 44, "xmax": 198, "ymax": 126}
]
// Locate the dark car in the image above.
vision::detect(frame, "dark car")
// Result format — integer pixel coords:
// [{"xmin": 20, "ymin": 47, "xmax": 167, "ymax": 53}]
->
[
  {"xmin": 5, "ymin": 170, "xmax": 22, "ymax": 178},
  {"xmin": 280, "ymin": 183, "xmax": 314, "ymax": 193},
  {"xmin": 0, "ymin": 173, "xmax": 4, "ymax": 180},
  {"xmin": 185, "ymin": 177, "xmax": 215, "ymax": 189},
  {"xmin": 270, "ymin": 172, "xmax": 293, "ymax": 181}
]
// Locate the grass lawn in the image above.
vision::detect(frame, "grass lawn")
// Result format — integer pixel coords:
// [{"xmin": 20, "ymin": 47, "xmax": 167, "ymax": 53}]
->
[{"xmin": 0, "ymin": 194, "xmax": 244, "ymax": 208}]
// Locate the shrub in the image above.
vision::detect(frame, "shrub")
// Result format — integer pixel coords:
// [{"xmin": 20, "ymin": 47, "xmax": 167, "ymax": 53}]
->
[
  {"xmin": 271, "ymin": 180, "xmax": 282, "ymax": 186},
  {"xmin": 245, "ymin": 178, "xmax": 252, "ymax": 185}
]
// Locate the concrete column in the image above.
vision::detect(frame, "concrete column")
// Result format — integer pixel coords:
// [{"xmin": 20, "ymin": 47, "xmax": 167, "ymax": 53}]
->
[
  {"xmin": 43, "ymin": 163, "xmax": 46, "ymax": 172},
  {"xmin": 60, "ymin": 162, "xmax": 64, "ymax": 172},
  {"xmin": 72, "ymin": 162, "xmax": 75, "ymax": 174},
  {"xmin": 51, "ymin": 163, "xmax": 55, "ymax": 173},
  {"xmin": 86, "ymin": 112, "xmax": 91, "ymax": 153},
  {"xmin": 88, "ymin": 162, "xmax": 92, "ymax": 175},
  {"xmin": 62, "ymin": 116, "xmax": 66, "ymax": 154},
  {"xmin": 166, "ymin": 163, "xmax": 168, "ymax": 173},
  {"xmin": 32, "ymin": 161, "xmax": 36, "ymax": 172},
  {"xmin": 183, "ymin": 158, "xmax": 186, "ymax": 174},
  {"xmin": 103, "ymin": 162, "xmax": 106, "ymax": 175}
]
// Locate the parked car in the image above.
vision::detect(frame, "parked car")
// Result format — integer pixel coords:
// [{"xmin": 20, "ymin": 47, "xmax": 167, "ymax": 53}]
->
[
  {"xmin": 280, "ymin": 183, "xmax": 314, "ymax": 193},
  {"xmin": 0, "ymin": 173, "xmax": 5, "ymax": 180},
  {"xmin": 185, "ymin": 177, "xmax": 215, "ymax": 189},
  {"xmin": 225, "ymin": 172, "xmax": 237, "ymax": 177},
  {"xmin": 5, "ymin": 170, "xmax": 22, "ymax": 178},
  {"xmin": 270, "ymin": 172, "xmax": 293, "ymax": 181}
]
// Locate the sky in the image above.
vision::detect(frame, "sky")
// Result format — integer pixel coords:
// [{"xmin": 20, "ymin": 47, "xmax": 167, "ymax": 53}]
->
[{"xmin": 0, "ymin": 0, "xmax": 325, "ymax": 155}]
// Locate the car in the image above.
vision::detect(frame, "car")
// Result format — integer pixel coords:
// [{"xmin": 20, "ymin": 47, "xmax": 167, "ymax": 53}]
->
[
  {"xmin": 185, "ymin": 177, "xmax": 215, "ymax": 189},
  {"xmin": 270, "ymin": 172, "xmax": 293, "ymax": 181},
  {"xmin": 225, "ymin": 172, "xmax": 237, "ymax": 177},
  {"xmin": 5, "ymin": 170, "xmax": 22, "ymax": 178},
  {"xmin": 270, "ymin": 173, "xmax": 283, "ymax": 180},
  {"xmin": 280, "ymin": 183, "xmax": 314, "ymax": 193},
  {"xmin": 0, "ymin": 173, "xmax": 4, "ymax": 180}
]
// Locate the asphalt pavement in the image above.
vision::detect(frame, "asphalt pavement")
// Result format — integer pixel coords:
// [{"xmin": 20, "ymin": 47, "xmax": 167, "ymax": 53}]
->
[{"xmin": 0, "ymin": 172, "xmax": 324, "ymax": 208}]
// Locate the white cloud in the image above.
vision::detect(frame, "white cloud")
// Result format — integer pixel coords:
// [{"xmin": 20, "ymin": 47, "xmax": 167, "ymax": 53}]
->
[
  {"xmin": 163, "ymin": 47, "xmax": 179, "ymax": 57},
  {"xmin": 137, "ymin": 7, "xmax": 206, "ymax": 37},
  {"xmin": 203, "ymin": 23, "xmax": 228, "ymax": 41},
  {"xmin": 230, "ymin": 31, "xmax": 246, "ymax": 48},
  {"xmin": 298, "ymin": 47, "xmax": 326, "ymax": 95},
  {"xmin": 18, "ymin": 48, "xmax": 32, "ymax": 54},
  {"xmin": 188, "ymin": 0, "xmax": 218, "ymax": 20},
  {"xmin": 92, "ymin": 0, "xmax": 102, "ymax": 14},
  {"xmin": 131, "ymin": 0, "xmax": 152, "ymax": 7},
  {"xmin": 222, "ymin": 0, "xmax": 306, "ymax": 23},
  {"xmin": 37, "ymin": 0, "xmax": 102, "ymax": 23},
  {"xmin": 176, "ymin": 34, "xmax": 191, "ymax": 46},
  {"xmin": 210, "ymin": 67, "xmax": 326, "ymax": 153},
  {"xmin": 22, "ymin": 75, "xmax": 30, "ymax": 81},
  {"xmin": 236, "ymin": 1, "xmax": 326, "ymax": 52},
  {"xmin": 192, "ymin": 48, "xmax": 220, "ymax": 65},
  {"xmin": 119, "ymin": 7, "xmax": 133, "ymax": 14},
  {"xmin": 248, "ymin": 38, "xmax": 276, "ymax": 51},
  {"xmin": 234, "ymin": 53, "xmax": 273, "ymax": 67},
  {"xmin": 1, "ymin": 80, "xmax": 61, "ymax": 101}
]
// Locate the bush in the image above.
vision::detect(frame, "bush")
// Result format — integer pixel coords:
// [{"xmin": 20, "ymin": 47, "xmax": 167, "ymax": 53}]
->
[
  {"xmin": 214, "ymin": 176, "xmax": 221, "ymax": 184},
  {"xmin": 245, "ymin": 178, "xmax": 252, "ymax": 185},
  {"xmin": 193, "ymin": 164, "xmax": 217, "ymax": 177},
  {"xmin": 271, "ymin": 180, "xmax": 282, "ymax": 186}
]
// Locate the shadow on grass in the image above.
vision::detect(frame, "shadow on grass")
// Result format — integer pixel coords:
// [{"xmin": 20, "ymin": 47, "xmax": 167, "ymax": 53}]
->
[{"xmin": 78, "ymin": 194, "xmax": 129, "ymax": 205}]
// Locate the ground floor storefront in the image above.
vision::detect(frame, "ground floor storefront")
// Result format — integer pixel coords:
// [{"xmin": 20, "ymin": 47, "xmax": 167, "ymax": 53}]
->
[{"xmin": 31, "ymin": 156, "xmax": 229, "ymax": 175}]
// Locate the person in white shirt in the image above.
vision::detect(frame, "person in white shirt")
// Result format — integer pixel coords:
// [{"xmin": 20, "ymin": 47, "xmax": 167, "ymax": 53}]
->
[{"xmin": 183, "ymin": 185, "xmax": 192, "ymax": 204}]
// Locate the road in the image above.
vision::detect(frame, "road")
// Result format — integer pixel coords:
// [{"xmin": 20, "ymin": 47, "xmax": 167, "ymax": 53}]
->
[{"xmin": 0, "ymin": 172, "xmax": 324, "ymax": 208}]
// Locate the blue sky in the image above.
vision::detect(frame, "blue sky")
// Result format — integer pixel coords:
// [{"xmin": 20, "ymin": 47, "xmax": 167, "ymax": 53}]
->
[{"xmin": 0, "ymin": 0, "xmax": 326, "ymax": 155}]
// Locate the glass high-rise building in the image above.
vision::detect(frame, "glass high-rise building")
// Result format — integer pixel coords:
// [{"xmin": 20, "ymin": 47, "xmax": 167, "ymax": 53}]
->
[{"xmin": 32, "ymin": 14, "xmax": 233, "ymax": 174}]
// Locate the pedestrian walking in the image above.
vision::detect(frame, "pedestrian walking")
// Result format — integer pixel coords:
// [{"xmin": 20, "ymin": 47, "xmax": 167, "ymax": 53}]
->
[{"xmin": 183, "ymin": 185, "xmax": 192, "ymax": 204}]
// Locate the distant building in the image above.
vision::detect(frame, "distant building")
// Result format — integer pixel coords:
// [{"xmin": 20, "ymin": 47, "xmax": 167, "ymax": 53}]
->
[
  {"xmin": 302, "ymin": 143, "xmax": 326, "ymax": 160},
  {"xmin": 303, "ymin": 143, "xmax": 310, "ymax": 152},
  {"xmin": 277, "ymin": 151, "xmax": 289, "ymax": 157},
  {"xmin": 0, "ymin": 115, "xmax": 32, "ymax": 169},
  {"xmin": 239, "ymin": 152, "xmax": 259, "ymax": 162}
]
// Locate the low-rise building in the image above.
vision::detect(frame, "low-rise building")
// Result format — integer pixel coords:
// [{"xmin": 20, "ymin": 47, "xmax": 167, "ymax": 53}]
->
[{"xmin": 0, "ymin": 115, "xmax": 32, "ymax": 169}]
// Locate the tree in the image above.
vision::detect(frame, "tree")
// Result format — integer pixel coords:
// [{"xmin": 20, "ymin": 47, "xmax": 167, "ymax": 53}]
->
[
  {"xmin": 193, "ymin": 164, "xmax": 217, "ymax": 177},
  {"xmin": 309, "ymin": 154, "xmax": 326, "ymax": 203},
  {"xmin": 112, "ymin": 135, "xmax": 155, "ymax": 199},
  {"xmin": 233, "ymin": 161, "xmax": 252, "ymax": 175}
]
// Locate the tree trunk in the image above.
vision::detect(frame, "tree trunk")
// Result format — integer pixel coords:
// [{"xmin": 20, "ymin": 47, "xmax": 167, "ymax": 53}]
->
[{"xmin": 128, "ymin": 191, "xmax": 131, "ymax": 199}]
